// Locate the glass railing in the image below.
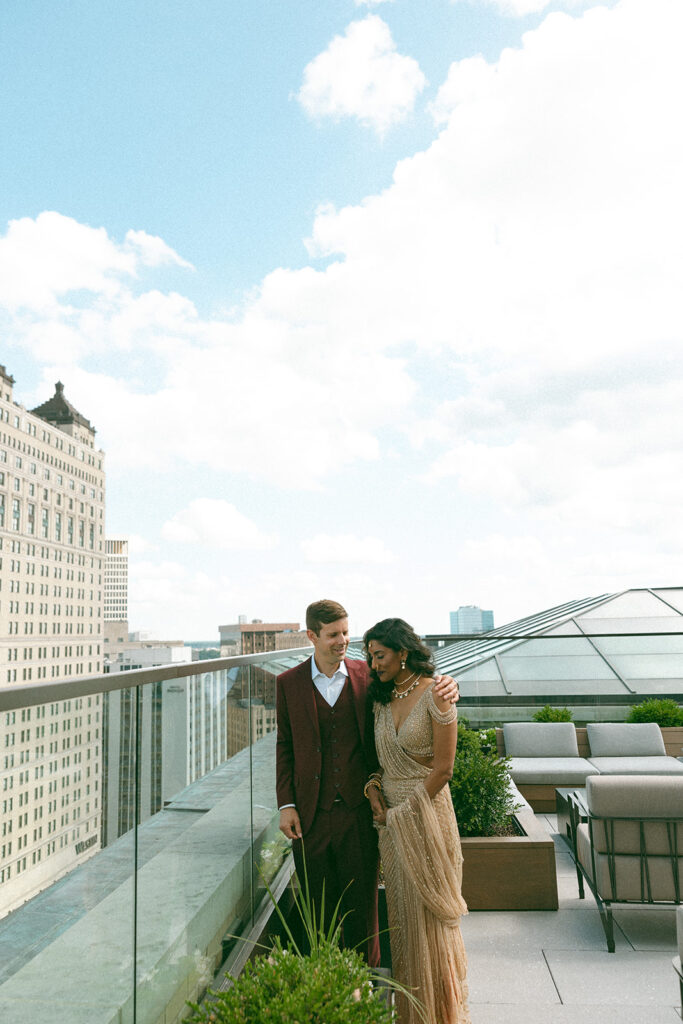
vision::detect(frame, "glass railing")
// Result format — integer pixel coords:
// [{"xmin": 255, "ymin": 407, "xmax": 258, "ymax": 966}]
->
[
  {"xmin": 1, "ymin": 615, "xmax": 682, "ymax": 1022},
  {"xmin": 0, "ymin": 648, "xmax": 311, "ymax": 1024}
]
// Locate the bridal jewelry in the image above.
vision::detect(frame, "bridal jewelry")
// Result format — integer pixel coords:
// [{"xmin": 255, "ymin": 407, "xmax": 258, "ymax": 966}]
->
[{"xmin": 392, "ymin": 671, "xmax": 420, "ymax": 700}]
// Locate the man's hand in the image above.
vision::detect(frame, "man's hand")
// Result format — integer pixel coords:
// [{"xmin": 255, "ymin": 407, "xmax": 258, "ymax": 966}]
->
[
  {"xmin": 368, "ymin": 786, "xmax": 387, "ymax": 827},
  {"xmin": 279, "ymin": 807, "xmax": 303, "ymax": 840},
  {"xmin": 433, "ymin": 674, "xmax": 460, "ymax": 705}
]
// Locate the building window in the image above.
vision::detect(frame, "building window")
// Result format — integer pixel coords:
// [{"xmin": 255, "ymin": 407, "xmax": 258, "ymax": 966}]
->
[{"xmin": 12, "ymin": 499, "xmax": 20, "ymax": 531}]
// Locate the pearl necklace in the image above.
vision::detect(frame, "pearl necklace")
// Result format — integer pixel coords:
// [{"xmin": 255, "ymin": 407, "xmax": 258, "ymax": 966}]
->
[{"xmin": 392, "ymin": 671, "xmax": 420, "ymax": 700}]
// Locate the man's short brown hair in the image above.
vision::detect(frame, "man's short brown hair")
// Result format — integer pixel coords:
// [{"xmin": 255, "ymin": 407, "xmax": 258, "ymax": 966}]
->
[{"xmin": 306, "ymin": 599, "xmax": 348, "ymax": 635}]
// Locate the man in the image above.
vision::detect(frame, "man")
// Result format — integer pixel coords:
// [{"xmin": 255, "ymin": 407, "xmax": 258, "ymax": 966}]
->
[{"xmin": 276, "ymin": 598, "xmax": 458, "ymax": 966}]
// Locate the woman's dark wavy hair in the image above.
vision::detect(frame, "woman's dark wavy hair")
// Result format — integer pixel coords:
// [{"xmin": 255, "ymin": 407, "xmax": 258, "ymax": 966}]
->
[{"xmin": 364, "ymin": 617, "xmax": 435, "ymax": 705}]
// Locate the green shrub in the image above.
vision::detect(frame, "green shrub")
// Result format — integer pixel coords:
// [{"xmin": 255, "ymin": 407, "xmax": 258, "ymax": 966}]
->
[
  {"xmin": 451, "ymin": 724, "xmax": 518, "ymax": 837},
  {"xmin": 532, "ymin": 705, "xmax": 572, "ymax": 722},
  {"xmin": 627, "ymin": 698, "xmax": 683, "ymax": 727},
  {"xmin": 184, "ymin": 850, "xmax": 417, "ymax": 1024},
  {"xmin": 184, "ymin": 939, "xmax": 393, "ymax": 1024}
]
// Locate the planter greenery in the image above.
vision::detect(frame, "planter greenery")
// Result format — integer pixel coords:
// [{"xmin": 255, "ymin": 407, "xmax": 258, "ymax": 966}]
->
[
  {"xmin": 184, "ymin": 855, "xmax": 423, "ymax": 1024},
  {"xmin": 627, "ymin": 698, "xmax": 683, "ymax": 727},
  {"xmin": 532, "ymin": 705, "xmax": 572, "ymax": 722},
  {"xmin": 453, "ymin": 722, "xmax": 558, "ymax": 910},
  {"xmin": 450, "ymin": 723, "xmax": 517, "ymax": 838}
]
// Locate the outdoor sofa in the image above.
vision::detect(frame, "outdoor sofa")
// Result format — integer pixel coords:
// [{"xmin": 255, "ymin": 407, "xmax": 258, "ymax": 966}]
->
[
  {"xmin": 502, "ymin": 722, "xmax": 599, "ymax": 812},
  {"xmin": 586, "ymin": 723, "xmax": 683, "ymax": 776}
]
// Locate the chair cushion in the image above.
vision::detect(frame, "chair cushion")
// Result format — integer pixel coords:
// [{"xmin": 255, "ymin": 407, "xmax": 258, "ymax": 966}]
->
[
  {"xmin": 503, "ymin": 722, "xmax": 579, "ymax": 758},
  {"xmin": 577, "ymin": 824, "xmax": 683, "ymax": 901},
  {"xmin": 586, "ymin": 722, "xmax": 666, "ymax": 757},
  {"xmin": 586, "ymin": 773, "xmax": 683, "ymax": 818},
  {"xmin": 587, "ymin": 756, "xmax": 683, "ymax": 776},
  {"xmin": 508, "ymin": 756, "xmax": 598, "ymax": 785},
  {"xmin": 677, "ymin": 905, "xmax": 683, "ymax": 960}
]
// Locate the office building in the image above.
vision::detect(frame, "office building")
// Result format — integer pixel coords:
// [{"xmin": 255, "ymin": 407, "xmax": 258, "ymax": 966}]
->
[
  {"xmin": 104, "ymin": 538, "xmax": 128, "ymax": 621},
  {"xmin": 449, "ymin": 605, "xmax": 494, "ymax": 635},
  {"xmin": 0, "ymin": 369, "xmax": 105, "ymax": 914},
  {"xmin": 218, "ymin": 619, "xmax": 308, "ymax": 656}
]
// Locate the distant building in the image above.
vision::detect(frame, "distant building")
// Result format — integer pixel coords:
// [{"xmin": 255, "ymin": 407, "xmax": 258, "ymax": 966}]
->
[
  {"xmin": 218, "ymin": 619, "xmax": 309, "ymax": 656},
  {"xmin": 449, "ymin": 605, "xmax": 494, "ymax": 635},
  {"xmin": 104, "ymin": 538, "xmax": 128, "ymax": 621}
]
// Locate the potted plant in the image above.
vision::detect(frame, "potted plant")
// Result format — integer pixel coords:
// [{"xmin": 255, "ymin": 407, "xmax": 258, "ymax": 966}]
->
[
  {"xmin": 627, "ymin": 698, "xmax": 683, "ymax": 758},
  {"xmin": 184, "ymin": 860, "xmax": 423, "ymax": 1024},
  {"xmin": 451, "ymin": 722, "xmax": 558, "ymax": 911}
]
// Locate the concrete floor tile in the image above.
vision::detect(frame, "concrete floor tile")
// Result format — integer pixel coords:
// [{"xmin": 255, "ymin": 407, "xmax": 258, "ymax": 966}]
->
[
  {"xmin": 469, "ymin": 1003, "xmax": 681, "ymax": 1023},
  {"xmin": 545, "ymin": 949, "xmax": 679, "ymax": 1006},
  {"xmin": 612, "ymin": 906, "xmax": 677, "ymax": 951},
  {"xmin": 466, "ymin": 949, "xmax": 560, "ymax": 1005},
  {"xmin": 461, "ymin": 907, "xmax": 625, "ymax": 951}
]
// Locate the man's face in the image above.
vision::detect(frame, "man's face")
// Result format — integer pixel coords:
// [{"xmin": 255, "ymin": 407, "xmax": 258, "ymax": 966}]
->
[{"xmin": 308, "ymin": 617, "xmax": 349, "ymax": 666}]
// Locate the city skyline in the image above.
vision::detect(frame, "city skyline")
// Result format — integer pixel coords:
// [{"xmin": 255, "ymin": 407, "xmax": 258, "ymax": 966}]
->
[{"xmin": 2, "ymin": 0, "xmax": 681, "ymax": 640}]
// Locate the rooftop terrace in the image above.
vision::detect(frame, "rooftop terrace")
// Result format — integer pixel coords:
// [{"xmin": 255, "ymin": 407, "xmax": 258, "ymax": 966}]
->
[
  {"xmin": 0, "ymin": 588, "xmax": 681, "ymax": 1022},
  {"xmin": 462, "ymin": 810, "xmax": 680, "ymax": 1023}
]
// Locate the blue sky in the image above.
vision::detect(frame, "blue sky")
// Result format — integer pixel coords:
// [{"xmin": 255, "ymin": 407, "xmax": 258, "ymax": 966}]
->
[{"xmin": 1, "ymin": 0, "xmax": 681, "ymax": 639}]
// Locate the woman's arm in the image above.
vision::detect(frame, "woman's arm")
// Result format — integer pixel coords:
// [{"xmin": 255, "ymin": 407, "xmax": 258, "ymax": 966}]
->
[{"xmin": 422, "ymin": 690, "xmax": 458, "ymax": 799}]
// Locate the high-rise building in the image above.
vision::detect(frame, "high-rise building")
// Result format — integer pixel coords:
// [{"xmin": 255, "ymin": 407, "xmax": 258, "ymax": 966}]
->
[
  {"xmin": 104, "ymin": 538, "xmax": 128, "ymax": 621},
  {"xmin": 0, "ymin": 369, "xmax": 106, "ymax": 915},
  {"xmin": 449, "ymin": 605, "xmax": 494, "ymax": 635}
]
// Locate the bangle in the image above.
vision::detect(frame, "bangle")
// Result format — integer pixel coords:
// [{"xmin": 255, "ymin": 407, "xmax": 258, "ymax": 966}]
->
[{"xmin": 364, "ymin": 779, "xmax": 382, "ymax": 799}]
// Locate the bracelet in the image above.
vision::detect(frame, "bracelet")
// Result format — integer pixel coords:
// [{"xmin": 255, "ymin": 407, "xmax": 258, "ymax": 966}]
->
[{"xmin": 363, "ymin": 779, "xmax": 382, "ymax": 799}]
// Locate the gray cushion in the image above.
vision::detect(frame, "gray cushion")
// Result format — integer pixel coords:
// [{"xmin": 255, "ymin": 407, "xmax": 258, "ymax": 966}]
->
[
  {"xmin": 586, "ymin": 773, "xmax": 683, "ymax": 818},
  {"xmin": 587, "ymin": 756, "xmax": 683, "ymax": 776},
  {"xmin": 678, "ymin": 905, "xmax": 683, "ymax": 960},
  {"xmin": 577, "ymin": 824, "xmax": 683, "ymax": 901},
  {"xmin": 508, "ymin": 756, "xmax": 598, "ymax": 785},
  {"xmin": 587, "ymin": 722, "xmax": 666, "ymax": 757},
  {"xmin": 503, "ymin": 722, "xmax": 579, "ymax": 758}
]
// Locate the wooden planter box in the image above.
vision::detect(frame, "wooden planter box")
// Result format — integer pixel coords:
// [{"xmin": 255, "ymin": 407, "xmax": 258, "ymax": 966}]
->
[{"xmin": 461, "ymin": 807, "xmax": 558, "ymax": 911}]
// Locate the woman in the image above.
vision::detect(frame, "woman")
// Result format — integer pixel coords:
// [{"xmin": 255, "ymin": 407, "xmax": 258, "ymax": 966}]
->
[{"xmin": 364, "ymin": 618, "xmax": 470, "ymax": 1024}]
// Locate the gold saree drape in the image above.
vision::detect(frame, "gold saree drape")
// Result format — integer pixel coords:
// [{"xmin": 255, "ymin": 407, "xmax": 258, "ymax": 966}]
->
[{"xmin": 375, "ymin": 693, "xmax": 470, "ymax": 1024}]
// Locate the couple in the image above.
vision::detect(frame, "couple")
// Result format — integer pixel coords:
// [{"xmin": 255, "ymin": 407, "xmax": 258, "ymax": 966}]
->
[{"xmin": 276, "ymin": 599, "xmax": 470, "ymax": 1024}]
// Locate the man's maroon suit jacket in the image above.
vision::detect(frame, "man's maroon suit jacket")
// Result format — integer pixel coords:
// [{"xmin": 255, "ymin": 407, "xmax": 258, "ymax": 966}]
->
[{"xmin": 276, "ymin": 657, "xmax": 380, "ymax": 836}]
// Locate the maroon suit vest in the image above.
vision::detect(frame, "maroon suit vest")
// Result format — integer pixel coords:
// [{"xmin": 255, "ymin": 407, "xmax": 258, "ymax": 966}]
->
[{"xmin": 313, "ymin": 680, "xmax": 366, "ymax": 811}]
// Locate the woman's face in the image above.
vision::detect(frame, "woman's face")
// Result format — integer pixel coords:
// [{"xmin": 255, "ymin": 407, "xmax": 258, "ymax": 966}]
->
[{"xmin": 368, "ymin": 640, "xmax": 405, "ymax": 682}]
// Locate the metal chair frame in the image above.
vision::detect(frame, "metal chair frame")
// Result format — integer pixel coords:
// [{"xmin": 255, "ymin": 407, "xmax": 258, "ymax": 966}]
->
[{"xmin": 567, "ymin": 791, "xmax": 682, "ymax": 953}]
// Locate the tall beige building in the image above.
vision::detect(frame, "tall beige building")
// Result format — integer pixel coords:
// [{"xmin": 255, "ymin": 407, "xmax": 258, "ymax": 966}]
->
[
  {"xmin": 104, "ymin": 538, "xmax": 128, "ymax": 622},
  {"xmin": 0, "ymin": 367, "xmax": 105, "ymax": 915}
]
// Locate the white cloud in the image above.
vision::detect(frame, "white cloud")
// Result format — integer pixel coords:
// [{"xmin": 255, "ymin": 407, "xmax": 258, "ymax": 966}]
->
[
  {"xmin": 161, "ymin": 499, "xmax": 277, "ymax": 550},
  {"xmin": 124, "ymin": 229, "xmax": 194, "ymax": 269},
  {"xmin": 302, "ymin": 533, "xmax": 395, "ymax": 564},
  {"xmin": 0, "ymin": 211, "xmax": 136, "ymax": 312},
  {"xmin": 297, "ymin": 16, "xmax": 426, "ymax": 133},
  {"xmin": 449, "ymin": 0, "xmax": 594, "ymax": 16}
]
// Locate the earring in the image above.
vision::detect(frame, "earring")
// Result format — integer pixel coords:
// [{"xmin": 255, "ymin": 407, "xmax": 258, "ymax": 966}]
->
[{"xmin": 401, "ymin": 659, "xmax": 406, "ymax": 670}]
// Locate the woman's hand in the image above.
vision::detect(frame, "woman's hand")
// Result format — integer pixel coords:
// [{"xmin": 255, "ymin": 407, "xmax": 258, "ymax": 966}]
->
[{"xmin": 368, "ymin": 786, "xmax": 387, "ymax": 826}]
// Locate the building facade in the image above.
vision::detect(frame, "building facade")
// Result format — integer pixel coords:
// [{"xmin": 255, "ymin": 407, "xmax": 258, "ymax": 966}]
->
[
  {"xmin": 0, "ymin": 369, "xmax": 105, "ymax": 915},
  {"xmin": 104, "ymin": 538, "xmax": 128, "ymax": 622},
  {"xmin": 449, "ymin": 605, "xmax": 494, "ymax": 635},
  {"xmin": 218, "ymin": 619, "xmax": 308, "ymax": 656}
]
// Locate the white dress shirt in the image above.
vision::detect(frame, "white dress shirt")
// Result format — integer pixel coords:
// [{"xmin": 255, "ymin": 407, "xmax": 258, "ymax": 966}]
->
[{"xmin": 311, "ymin": 653, "xmax": 348, "ymax": 706}]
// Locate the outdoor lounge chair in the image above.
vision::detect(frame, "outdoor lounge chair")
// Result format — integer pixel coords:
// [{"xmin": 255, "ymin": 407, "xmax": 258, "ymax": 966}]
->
[
  {"xmin": 586, "ymin": 723, "xmax": 683, "ymax": 776},
  {"xmin": 569, "ymin": 774, "xmax": 683, "ymax": 952}
]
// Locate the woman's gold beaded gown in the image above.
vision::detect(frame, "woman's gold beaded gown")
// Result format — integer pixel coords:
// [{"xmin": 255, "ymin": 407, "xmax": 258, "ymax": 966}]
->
[{"xmin": 374, "ymin": 685, "xmax": 471, "ymax": 1024}]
